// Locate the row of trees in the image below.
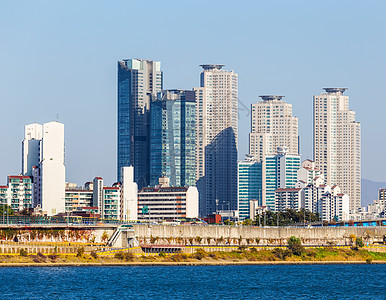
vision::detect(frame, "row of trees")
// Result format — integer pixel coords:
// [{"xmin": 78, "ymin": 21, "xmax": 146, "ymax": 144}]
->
[{"xmin": 241, "ymin": 209, "xmax": 320, "ymax": 227}]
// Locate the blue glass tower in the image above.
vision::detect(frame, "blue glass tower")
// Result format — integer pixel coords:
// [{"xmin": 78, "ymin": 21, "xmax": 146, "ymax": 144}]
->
[
  {"xmin": 150, "ymin": 90, "xmax": 196, "ymax": 187},
  {"xmin": 117, "ymin": 59, "xmax": 162, "ymax": 188},
  {"xmin": 238, "ymin": 156, "xmax": 263, "ymax": 220}
]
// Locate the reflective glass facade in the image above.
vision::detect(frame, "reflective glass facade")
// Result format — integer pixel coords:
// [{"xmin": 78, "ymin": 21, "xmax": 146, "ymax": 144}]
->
[
  {"xmin": 238, "ymin": 159, "xmax": 262, "ymax": 220},
  {"xmin": 150, "ymin": 90, "xmax": 196, "ymax": 187},
  {"xmin": 117, "ymin": 59, "xmax": 162, "ymax": 188}
]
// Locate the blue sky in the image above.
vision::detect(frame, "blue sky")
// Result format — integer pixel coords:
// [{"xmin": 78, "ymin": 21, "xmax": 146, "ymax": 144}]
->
[{"xmin": 1, "ymin": 0, "xmax": 386, "ymax": 185}]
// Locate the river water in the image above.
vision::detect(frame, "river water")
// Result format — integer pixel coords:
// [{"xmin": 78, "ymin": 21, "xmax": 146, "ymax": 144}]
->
[{"xmin": 0, "ymin": 264, "xmax": 384, "ymax": 299}]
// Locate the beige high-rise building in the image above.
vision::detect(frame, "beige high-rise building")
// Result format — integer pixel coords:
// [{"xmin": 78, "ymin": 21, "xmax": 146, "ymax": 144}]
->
[
  {"xmin": 194, "ymin": 65, "xmax": 238, "ymax": 216},
  {"xmin": 313, "ymin": 88, "xmax": 361, "ymax": 211},
  {"xmin": 249, "ymin": 95, "xmax": 298, "ymax": 161}
]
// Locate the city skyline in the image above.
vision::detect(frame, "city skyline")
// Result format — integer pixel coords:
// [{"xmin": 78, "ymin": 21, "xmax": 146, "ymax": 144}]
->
[{"xmin": 1, "ymin": 1, "xmax": 386, "ymax": 187}]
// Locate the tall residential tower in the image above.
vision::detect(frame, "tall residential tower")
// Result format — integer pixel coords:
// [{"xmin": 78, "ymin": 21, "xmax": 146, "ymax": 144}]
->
[
  {"xmin": 117, "ymin": 59, "xmax": 162, "ymax": 188},
  {"xmin": 194, "ymin": 65, "xmax": 238, "ymax": 217},
  {"xmin": 313, "ymin": 88, "xmax": 361, "ymax": 211},
  {"xmin": 249, "ymin": 95, "xmax": 299, "ymax": 161}
]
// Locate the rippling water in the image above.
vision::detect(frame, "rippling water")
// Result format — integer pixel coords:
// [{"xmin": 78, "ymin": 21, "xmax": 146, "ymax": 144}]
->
[{"xmin": 0, "ymin": 265, "xmax": 384, "ymax": 299}]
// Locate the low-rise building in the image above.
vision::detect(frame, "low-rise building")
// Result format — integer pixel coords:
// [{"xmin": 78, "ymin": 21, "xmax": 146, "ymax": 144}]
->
[
  {"xmin": 0, "ymin": 175, "xmax": 33, "ymax": 211},
  {"xmin": 138, "ymin": 177, "xmax": 198, "ymax": 221},
  {"xmin": 275, "ymin": 188, "xmax": 302, "ymax": 211}
]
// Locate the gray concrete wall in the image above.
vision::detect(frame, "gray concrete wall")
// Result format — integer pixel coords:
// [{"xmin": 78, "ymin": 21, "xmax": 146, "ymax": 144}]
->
[{"xmin": 132, "ymin": 225, "xmax": 386, "ymax": 246}]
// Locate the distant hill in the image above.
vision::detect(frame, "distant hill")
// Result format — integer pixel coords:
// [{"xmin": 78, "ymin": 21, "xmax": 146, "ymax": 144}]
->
[{"xmin": 361, "ymin": 179, "xmax": 386, "ymax": 207}]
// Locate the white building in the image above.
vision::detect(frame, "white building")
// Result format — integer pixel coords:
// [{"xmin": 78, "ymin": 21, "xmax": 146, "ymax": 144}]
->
[
  {"xmin": 250, "ymin": 95, "xmax": 298, "ymax": 161},
  {"xmin": 121, "ymin": 166, "xmax": 138, "ymax": 221},
  {"xmin": 194, "ymin": 64, "xmax": 238, "ymax": 217},
  {"xmin": 319, "ymin": 185, "xmax": 350, "ymax": 222},
  {"xmin": 297, "ymin": 159, "xmax": 323, "ymax": 185},
  {"xmin": 275, "ymin": 188, "xmax": 302, "ymax": 211},
  {"xmin": 313, "ymin": 88, "xmax": 361, "ymax": 211},
  {"xmin": 22, "ymin": 121, "xmax": 65, "ymax": 216},
  {"xmin": 138, "ymin": 177, "xmax": 199, "ymax": 221},
  {"xmin": 0, "ymin": 175, "xmax": 33, "ymax": 211}
]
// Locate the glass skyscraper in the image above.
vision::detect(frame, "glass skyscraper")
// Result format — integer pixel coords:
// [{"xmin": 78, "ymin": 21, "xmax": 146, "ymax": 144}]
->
[
  {"xmin": 117, "ymin": 59, "xmax": 162, "ymax": 188},
  {"xmin": 150, "ymin": 90, "xmax": 196, "ymax": 187},
  {"xmin": 238, "ymin": 156, "xmax": 262, "ymax": 220}
]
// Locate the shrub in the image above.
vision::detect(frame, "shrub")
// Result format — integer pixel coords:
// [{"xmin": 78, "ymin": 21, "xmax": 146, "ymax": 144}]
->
[
  {"xmin": 47, "ymin": 254, "xmax": 57, "ymax": 262},
  {"xmin": 366, "ymin": 258, "xmax": 372, "ymax": 264},
  {"xmin": 32, "ymin": 252, "xmax": 47, "ymax": 263},
  {"xmin": 209, "ymin": 252, "xmax": 217, "ymax": 259},
  {"xmin": 356, "ymin": 237, "xmax": 364, "ymax": 248},
  {"xmin": 193, "ymin": 249, "xmax": 206, "ymax": 260},
  {"xmin": 158, "ymin": 252, "xmax": 167, "ymax": 258},
  {"xmin": 90, "ymin": 251, "xmax": 98, "ymax": 259},
  {"xmin": 250, "ymin": 247, "xmax": 257, "ymax": 253},
  {"xmin": 287, "ymin": 236, "xmax": 304, "ymax": 256},
  {"xmin": 272, "ymin": 247, "xmax": 292, "ymax": 260},
  {"xmin": 114, "ymin": 251, "xmax": 135, "ymax": 261},
  {"xmin": 170, "ymin": 254, "xmax": 183, "ymax": 262},
  {"xmin": 19, "ymin": 248, "xmax": 28, "ymax": 257},
  {"xmin": 238, "ymin": 245, "xmax": 247, "ymax": 252},
  {"xmin": 76, "ymin": 247, "xmax": 85, "ymax": 258},
  {"xmin": 255, "ymin": 238, "xmax": 260, "ymax": 245}
]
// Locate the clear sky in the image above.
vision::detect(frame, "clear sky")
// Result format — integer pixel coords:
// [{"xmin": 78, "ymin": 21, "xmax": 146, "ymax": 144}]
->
[{"xmin": 1, "ymin": 0, "xmax": 386, "ymax": 186}]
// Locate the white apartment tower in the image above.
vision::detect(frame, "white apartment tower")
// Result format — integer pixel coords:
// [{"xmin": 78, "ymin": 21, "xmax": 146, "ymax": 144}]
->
[
  {"xmin": 22, "ymin": 121, "xmax": 65, "ymax": 216},
  {"xmin": 313, "ymin": 88, "xmax": 361, "ymax": 211},
  {"xmin": 250, "ymin": 95, "xmax": 298, "ymax": 161},
  {"xmin": 194, "ymin": 65, "xmax": 238, "ymax": 216},
  {"xmin": 121, "ymin": 166, "xmax": 138, "ymax": 221}
]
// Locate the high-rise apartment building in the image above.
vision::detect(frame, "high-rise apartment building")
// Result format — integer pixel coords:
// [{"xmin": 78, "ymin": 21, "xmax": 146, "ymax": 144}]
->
[
  {"xmin": 150, "ymin": 90, "xmax": 196, "ymax": 187},
  {"xmin": 22, "ymin": 121, "xmax": 65, "ymax": 216},
  {"xmin": 117, "ymin": 59, "xmax": 163, "ymax": 188},
  {"xmin": 250, "ymin": 95, "xmax": 298, "ymax": 161},
  {"xmin": 194, "ymin": 65, "xmax": 238, "ymax": 217},
  {"xmin": 313, "ymin": 88, "xmax": 361, "ymax": 211}
]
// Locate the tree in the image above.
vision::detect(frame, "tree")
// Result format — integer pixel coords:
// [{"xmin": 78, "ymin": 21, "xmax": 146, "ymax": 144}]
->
[
  {"xmin": 287, "ymin": 236, "xmax": 304, "ymax": 256},
  {"xmin": 0, "ymin": 205, "xmax": 14, "ymax": 217},
  {"xmin": 242, "ymin": 219, "xmax": 253, "ymax": 226},
  {"xmin": 356, "ymin": 237, "xmax": 364, "ymax": 248}
]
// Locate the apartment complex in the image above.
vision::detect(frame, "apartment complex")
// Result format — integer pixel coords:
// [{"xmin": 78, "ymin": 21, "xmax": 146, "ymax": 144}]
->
[
  {"xmin": 117, "ymin": 59, "xmax": 163, "ymax": 188},
  {"xmin": 150, "ymin": 90, "xmax": 196, "ymax": 187},
  {"xmin": 250, "ymin": 95, "xmax": 298, "ymax": 161},
  {"xmin": 194, "ymin": 65, "xmax": 238, "ymax": 217},
  {"xmin": 313, "ymin": 88, "xmax": 361, "ymax": 211}
]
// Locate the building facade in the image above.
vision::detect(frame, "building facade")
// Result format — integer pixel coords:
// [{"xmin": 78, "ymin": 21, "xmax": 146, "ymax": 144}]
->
[
  {"xmin": 275, "ymin": 188, "xmax": 302, "ymax": 212},
  {"xmin": 263, "ymin": 147, "xmax": 301, "ymax": 211},
  {"xmin": 194, "ymin": 64, "xmax": 238, "ymax": 217},
  {"xmin": 238, "ymin": 156, "xmax": 262, "ymax": 220},
  {"xmin": 22, "ymin": 121, "xmax": 65, "ymax": 216},
  {"xmin": 0, "ymin": 176, "xmax": 33, "ymax": 211},
  {"xmin": 117, "ymin": 59, "xmax": 163, "ymax": 188},
  {"xmin": 313, "ymin": 88, "xmax": 361, "ymax": 211},
  {"xmin": 150, "ymin": 90, "xmax": 196, "ymax": 187},
  {"xmin": 250, "ymin": 95, "xmax": 298, "ymax": 161},
  {"xmin": 137, "ymin": 177, "xmax": 199, "ymax": 221}
]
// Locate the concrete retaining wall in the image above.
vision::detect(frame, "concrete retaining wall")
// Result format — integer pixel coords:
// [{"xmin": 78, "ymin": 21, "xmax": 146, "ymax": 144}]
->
[{"xmin": 132, "ymin": 225, "xmax": 386, "ymax": 246}]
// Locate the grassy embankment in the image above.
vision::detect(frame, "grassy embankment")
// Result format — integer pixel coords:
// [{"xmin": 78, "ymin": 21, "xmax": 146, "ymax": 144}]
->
[{"xmin": 0, "ymin": 246, "xmax": 385, "ymax": 265}]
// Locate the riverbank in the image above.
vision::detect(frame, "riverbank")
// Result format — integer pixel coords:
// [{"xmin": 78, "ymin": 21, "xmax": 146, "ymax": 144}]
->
[
  {"xmin": 1, "ymin": 260, "xmax": 386, "ymax": 267},
  {"xmin": 0, "ymin": 247, "xmax": 385, "ymax": 266}
]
